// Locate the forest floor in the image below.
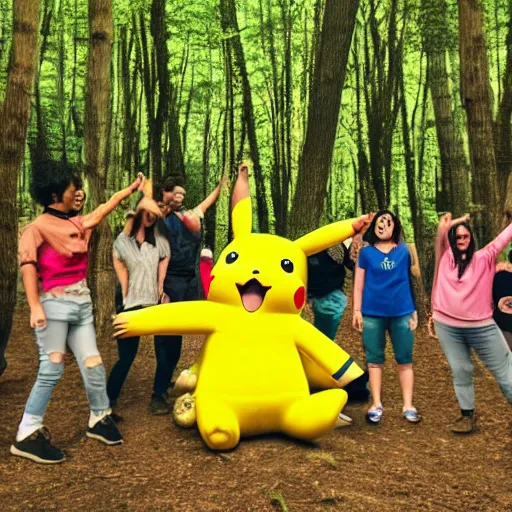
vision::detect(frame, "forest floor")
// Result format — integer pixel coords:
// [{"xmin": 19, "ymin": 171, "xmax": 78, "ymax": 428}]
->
[{"xmin": 0, "ymin": 294, "xmax": 511, "ymax": 512}]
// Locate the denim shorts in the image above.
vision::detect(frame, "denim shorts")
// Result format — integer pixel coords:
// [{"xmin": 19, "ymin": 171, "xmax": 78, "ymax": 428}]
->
[{"xmin": 362, "ymin": 314, "xmax": 414, "ymax": 365}]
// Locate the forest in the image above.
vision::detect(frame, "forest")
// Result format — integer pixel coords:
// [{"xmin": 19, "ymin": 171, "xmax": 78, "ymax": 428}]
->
[{"xmin": 0, "ymin": 0, "xmax": 511, "ymax": 359}]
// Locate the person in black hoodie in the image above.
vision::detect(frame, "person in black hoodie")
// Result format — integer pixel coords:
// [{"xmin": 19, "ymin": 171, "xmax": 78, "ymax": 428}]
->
[
  {"xmin": 493, "ymin": 249, "xmax": 512, "ymax": 350},
  {"xmin": 307, "ymin": 241, "xmax": 370, "ymax": 404}
]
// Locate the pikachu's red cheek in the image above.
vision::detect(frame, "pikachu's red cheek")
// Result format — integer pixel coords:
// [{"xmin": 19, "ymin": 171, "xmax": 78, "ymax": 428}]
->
[{"xmin": 294, "ymin": 286, "xmax": 305, "ymax": 309}]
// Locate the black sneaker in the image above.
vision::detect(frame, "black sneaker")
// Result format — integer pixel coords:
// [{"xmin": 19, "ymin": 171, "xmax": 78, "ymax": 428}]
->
[
  {"xmin": 151, "ymin": 393, "xmax": 170, "ymax": 415},
  {"xmin": 10, "ymin": 427, "xmax": 66, "ymax": 464},
  {"xmin": 86, "ymin": 415, "xmax": 123, "ymax": 445},
  {"xmin": 110, "ymin": 411, "xmax": 124, "ymax": 424}
]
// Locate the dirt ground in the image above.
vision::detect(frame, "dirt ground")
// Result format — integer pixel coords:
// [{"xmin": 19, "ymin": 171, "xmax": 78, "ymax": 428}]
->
[{"xmin": 0, "ymin": 295, "xmax": 511, "ymax": 512}]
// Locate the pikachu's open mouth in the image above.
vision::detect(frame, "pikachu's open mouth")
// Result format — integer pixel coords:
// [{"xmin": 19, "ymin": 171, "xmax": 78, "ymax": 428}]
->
[{"xmin": 236, "ymin": 279, "xmax": 271, "ymax": 312}]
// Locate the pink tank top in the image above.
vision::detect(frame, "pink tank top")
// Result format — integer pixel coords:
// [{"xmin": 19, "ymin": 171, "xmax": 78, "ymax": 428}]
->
[{"xmin": 38, "ymin": 243, "xmax": 88, "ymax": 291}]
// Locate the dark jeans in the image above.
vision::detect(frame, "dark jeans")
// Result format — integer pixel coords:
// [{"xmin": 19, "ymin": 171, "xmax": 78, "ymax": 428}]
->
[
  {"xmin": 107, "ymin": 334, "xmax": 180, "ymax": 404},
  {"xmin": 156, "ymin": 273, "xmax": 200, "ymax": 395},
  {"xmin": 107, "ymin": 305, "xmax": 179, "ymax": 404}
]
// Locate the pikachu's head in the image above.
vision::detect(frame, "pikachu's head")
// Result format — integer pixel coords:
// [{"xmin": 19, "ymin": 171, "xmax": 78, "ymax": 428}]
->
[{"xmin": 207, "ymin": 172, "xmax": 356, "ymax": 315}]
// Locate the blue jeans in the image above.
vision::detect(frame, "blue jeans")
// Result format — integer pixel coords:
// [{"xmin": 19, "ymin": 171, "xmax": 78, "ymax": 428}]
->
[
  {"xmin": 310, "ymin": 289, "xmax": 348, "ymax": 341},
  {"xmin": 18, "ymin": 297, "xmax": 110, "ymax": 439},
  {"xmin": 362, "ymin": 314, "xmax": 414, "ymax": 365},
  {"xmin": 434, "ymin": 320, "xmax": 512, "ymax": 410}
]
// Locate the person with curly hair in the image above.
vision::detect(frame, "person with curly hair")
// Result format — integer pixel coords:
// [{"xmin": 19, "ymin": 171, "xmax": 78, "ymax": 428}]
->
[{"xmin": 11, "ymin": 160, "xmax": 143, "ymax": 464}]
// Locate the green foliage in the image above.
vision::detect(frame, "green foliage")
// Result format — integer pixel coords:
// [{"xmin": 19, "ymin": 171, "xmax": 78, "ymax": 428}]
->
[{"xmin": 2, "ymin": 0, "xmax": 510, "ymax": 257}]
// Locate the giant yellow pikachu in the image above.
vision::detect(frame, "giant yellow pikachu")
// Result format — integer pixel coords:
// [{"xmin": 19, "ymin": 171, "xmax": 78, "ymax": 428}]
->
[{"xmin": 114, "ymin": 165, "xmax": 367, "ymax": 450}]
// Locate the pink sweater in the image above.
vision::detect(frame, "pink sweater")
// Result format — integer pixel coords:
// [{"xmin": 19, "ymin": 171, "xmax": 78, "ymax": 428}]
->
[{"xmin": 432, "ymin": 223, "xmax": 512, "ymax": 326}]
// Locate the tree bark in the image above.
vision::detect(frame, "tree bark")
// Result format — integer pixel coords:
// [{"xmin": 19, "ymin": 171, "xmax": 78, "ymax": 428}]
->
[
  {"xmin": 288, "ymin": 0, "xmax": 359, "ymax": 239},
  {"xmin": 422, "ymin": 0, "xmax": 469, "ymax": 216},
  {"xmin": 458, "ymin": 0, "xmax": 500, "ymax": 243},
  {"xmin": 0, "ymin": 0, "xmax": 39, "ymax": 377},
  {"xmin": 495, "ymin": 4, "xmax": 512, "ymax": 222},
  {"xmin": 220, "ymin": 0, "xmax": 269, "ymax": 233},
  {"xmin": 84, "ymin": 0, "xmax": 115, "ymax": 347}
]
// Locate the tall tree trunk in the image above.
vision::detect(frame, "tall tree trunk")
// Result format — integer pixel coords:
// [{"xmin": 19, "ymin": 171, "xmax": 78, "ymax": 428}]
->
[
  {"xmin": 422, "ymin": 0, "xmax": 468, "ymax": 216},
  {"xmin": 289, "ymin": 0, "xmax": 359, "ymax": 238},
  {"xmin": 428, "ymin": 50, "xmax": 469, "ymax": 216},
  {"xmin": 150, "ymin": 0, "xmax": 170, "ymax": 189},
  {"xmin": 496, "ymin": 4, "xmax": 512, "ymax": 222},
  {"xmin": 459, "ymin": 0, "xmax": 500, "ymax": 243},
  {"xmin": 84, "ymin": 0, "xmax": 114, "ymax": 346},
  {"xmin": 32, "ymin": 0, "xmax": 52, "ymax": 165},
  {"xmin": 220, "ymin": 0, "xmax": 269, "ymax": 232},
  {"xmin": 0, "ymin": 0, "xmax": 39, "ymax": 377}
]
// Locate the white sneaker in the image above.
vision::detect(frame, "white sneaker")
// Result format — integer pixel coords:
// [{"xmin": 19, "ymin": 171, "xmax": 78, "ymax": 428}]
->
[{"xmin": 335, "ymin": 412, "xmax": 353, "ymax": 428}]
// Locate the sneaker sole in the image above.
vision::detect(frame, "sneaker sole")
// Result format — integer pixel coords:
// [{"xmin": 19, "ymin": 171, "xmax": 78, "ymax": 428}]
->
[
  {"xmin": 10, "ymin": 445, "xmax": 65, "ymax": 464},
  {"xmin": 85, "ymin": 432, "xmax": 124, "ymax": 445},
  {"xmin": 150, "ymin": 409, "xmax": 170, "ymax": 416}
]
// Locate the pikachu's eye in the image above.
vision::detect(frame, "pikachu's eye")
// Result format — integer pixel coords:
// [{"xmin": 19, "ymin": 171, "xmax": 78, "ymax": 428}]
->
[
  {"xmin": 281, "ymin": 259, "xmax": 294, "ymax": 273},
  {"xmin": 226, "ymin": 251, "xmax": 239, "ymax": 264}
]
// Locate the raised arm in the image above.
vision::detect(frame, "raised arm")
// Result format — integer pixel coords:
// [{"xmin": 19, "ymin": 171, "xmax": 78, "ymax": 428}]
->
[
  {"xmin": 295, "ymin": 318, "xmax": 364, "ymax": 388},
  {"xmin": 482, "ymin": 221, "xmax": 512, "ymax": 259},
  {"xmin": 113, "ymin": 301, "xmax": 225, "ymax": 338},
  {"xmin": 435, "ymin": 213, "xmax": 470, "ymax": 262},
  {"xmin": 82, "ymin": 173, "xmax": 143, "ymax": 230},
  {"xmin": 196, "ymin": 174, "xmax": 229, "ymax": 215}
]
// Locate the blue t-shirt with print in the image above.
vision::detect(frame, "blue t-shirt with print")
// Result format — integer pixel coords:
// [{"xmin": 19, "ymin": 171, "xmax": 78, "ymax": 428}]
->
[{"xmin": 358, "ymin": 243, "xmax": 415, "ymax": 317}]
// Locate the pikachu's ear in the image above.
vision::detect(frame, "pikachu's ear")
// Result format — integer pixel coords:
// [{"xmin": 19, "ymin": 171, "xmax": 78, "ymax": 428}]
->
[
  {"xmin": 294, "ymin": 219, "xmax": 356, "ymax": 256},
  {"xmin": 232, "ymin": 198, "xmax": 252, "ymax": 238},
  {"xmin": 231, "ymin": 166, "xmax": 252, "ymax": 238}
]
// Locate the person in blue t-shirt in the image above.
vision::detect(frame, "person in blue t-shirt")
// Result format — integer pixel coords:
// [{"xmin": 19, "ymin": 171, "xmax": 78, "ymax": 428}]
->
[{"xmin": 352, "ymin": 210, "xmax": 421, "ymax": 425}]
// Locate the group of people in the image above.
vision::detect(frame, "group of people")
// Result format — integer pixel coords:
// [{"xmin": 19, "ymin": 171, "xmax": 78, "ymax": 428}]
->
[
  {"xmin": 9, "ymin": 159, "xmax": 512, "ymax": 465},
  {"xmin": 11, "ymin": 161, "xmax": 223, "ymax": 464},
  {"xmin": 307, "ymin": 210, "xmax": 512, "ymax": 432}
]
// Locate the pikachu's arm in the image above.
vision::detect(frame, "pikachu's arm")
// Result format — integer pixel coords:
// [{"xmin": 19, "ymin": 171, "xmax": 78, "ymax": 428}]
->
[
  {"xmin": 294, "ymin": 318, "xmax": 363, "ymax": 388},
  {"xmin": 295, "ymin": 218, "xmax": 356, "ymax": 256},
  {"xmin": 113, "ymin": 301, "xmax": 225, "ymax": 338}
]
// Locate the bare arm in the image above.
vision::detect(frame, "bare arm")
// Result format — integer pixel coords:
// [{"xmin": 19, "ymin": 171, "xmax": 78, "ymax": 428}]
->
[
  {"xmin": 408, "ymin": 243, "xmax": 421, "ymax": 278},
  {"xmin": 82, "ymin": 174, "xmax": 143, "ymax": 230},
  {"xmin": 352, "ymin": 265, "xmax": 365, "ymax": 332},
  {"xmin": 158, "ymin": 257, "xmax": 169, "ymax": 296},
  {"xmin": 113, "ymin": 255, "xmax": 129, "ymax": 304},
  {"xmin": 21, "ymin": 265, "xmax": 46, "ymax": 328},
  {"xmin": 196, "ymin": 175, "xmax": 228, "ymax": 215}
]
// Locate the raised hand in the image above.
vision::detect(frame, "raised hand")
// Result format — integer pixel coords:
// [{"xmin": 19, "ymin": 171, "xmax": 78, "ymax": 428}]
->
[{"xmin": 352, "ymin": 213, "xmax": 374, "ymax": 234}]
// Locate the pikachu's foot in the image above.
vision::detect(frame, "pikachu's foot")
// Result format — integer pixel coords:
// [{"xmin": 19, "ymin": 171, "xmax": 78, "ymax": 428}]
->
[
  {"xmin": 281, "ymin": 389, "xmax": 348, "ymax": 441},
  {"xmin": 197, "ymin": 397, "xmax": 240, "ymax": 451},
  {"xmin": 174, "ymin": 369, "xmax": 198, "ymax": 394}
]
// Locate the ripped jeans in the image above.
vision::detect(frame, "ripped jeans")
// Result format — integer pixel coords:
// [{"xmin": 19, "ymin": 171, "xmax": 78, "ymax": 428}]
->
[{"xmin": 17, "ymin": 296, "xmax": 110, "ymax": 441}]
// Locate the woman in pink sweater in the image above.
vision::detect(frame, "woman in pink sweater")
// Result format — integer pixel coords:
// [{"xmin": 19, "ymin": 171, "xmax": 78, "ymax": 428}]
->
[{"xmin": 432, "ymin": 213, "xmax": 512, "ymax": 434}]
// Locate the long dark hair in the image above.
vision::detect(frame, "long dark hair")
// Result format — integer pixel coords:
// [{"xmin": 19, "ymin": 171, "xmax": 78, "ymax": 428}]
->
[
  {"xmin": 129, "ymin": 207, "xmax": 156, "ymax": 245},
  {"xmin": 366, "ymin": 209, "xmax": 403, "ymax": 246},
  {"xmin": 448, "ymin": 221, "xmax": 475, "ymax": 278}
]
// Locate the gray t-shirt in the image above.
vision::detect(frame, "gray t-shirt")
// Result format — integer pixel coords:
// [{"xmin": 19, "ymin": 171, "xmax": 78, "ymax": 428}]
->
[{"xmin": 114, "ymin": 230, "xmax": 170, "ymax": 309}]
